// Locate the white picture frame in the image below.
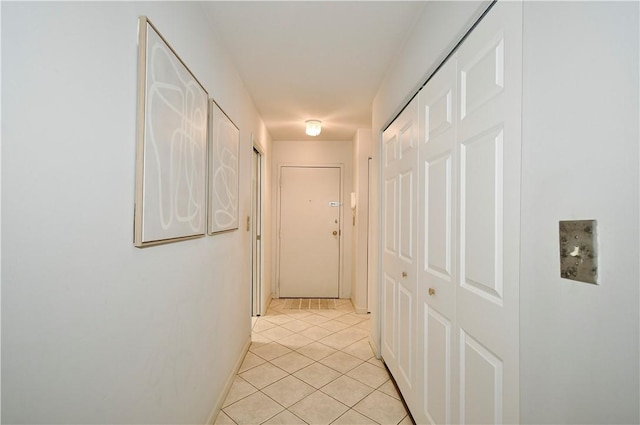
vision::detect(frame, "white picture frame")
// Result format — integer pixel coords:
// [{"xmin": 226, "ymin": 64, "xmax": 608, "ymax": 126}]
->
[
  {"xmin": 134, "ymin": 16, "xmax": 209, "ymax": 247},
  {"xmin": 208, "ymin": 99, "xmax": 240, "ymax": 234}
]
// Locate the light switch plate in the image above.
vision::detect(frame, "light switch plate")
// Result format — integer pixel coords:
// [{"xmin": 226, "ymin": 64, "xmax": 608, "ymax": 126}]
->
[{"xmin": 559, "ymin": 220, "xmax": 598, "ymax": 284}]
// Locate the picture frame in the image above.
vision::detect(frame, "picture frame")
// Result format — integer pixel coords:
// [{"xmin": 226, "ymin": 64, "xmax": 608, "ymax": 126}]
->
[
  {"xmin": 208, "ymin": 99, "xmax": 240, "ymax": 234},
  {"xmin": 134, "ymin": 16, "xmax": 209, "ymax": 247}
]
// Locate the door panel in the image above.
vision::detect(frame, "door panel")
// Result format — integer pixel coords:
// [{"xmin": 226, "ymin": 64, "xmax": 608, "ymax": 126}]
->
[
  {"xmin": 381, "ymin": 96, "xmax": 419, "ymax": 408},
  {"xmin": 426, "ymin": 89, "xmax": 453, "ymax": 142},
  {"xmin": 460, "ymin": 35, "xmax": 505, "ymax": 121},
  {"xmin": 460, "ymin": 330, "xmax": 503, "ymax": 425},
  {"xmin": 417, "ymin": 56, "xmax": 458, "ymax": 425},
  {"xmin": 426, "ymin": 153, "xmax": 452, "ymax": 280},
  {"xmin": 386, "ymin": 134, "xmax": 398, "ymax": 166},
  {"xmin": 399, "ymin": 170, "xmax": 414, "ymax": 262},
  {"xmin": 398, "ymin": 284, "xmax": 413, "ymax": 386},
  {"xmin": 456, "ymin": 3, "xmax": 522, "ymax": 424},
  {"xmin": 425, "ymin": 305, "xmax": 452, "ymax": 425},
  {"xmin": 382, "ymin": 273, "xmax": 397, "ymax": 360},
  {"xmin": 384, "ymin": 177, "xmax": 398, "ymax": 255},
  {"xmin": 400, "ymin": 121, "xmax": 415, "ymax": 155},
  {"xmin": 279, "ymin": 166, "xmax": 341, "ymax": 298},
  {"xmin": 460, "ymin": 128, "xmax": 504, "ymax": 303}
]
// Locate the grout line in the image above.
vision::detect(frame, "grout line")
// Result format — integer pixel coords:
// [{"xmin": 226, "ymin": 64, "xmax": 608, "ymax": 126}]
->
[{"xmin": 216, "ymin": 299, "xmax": 407, "ymax": 425}]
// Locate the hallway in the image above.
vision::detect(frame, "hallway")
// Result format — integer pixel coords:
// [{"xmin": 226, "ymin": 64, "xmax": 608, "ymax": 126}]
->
[{"xmin": 215, "ymin": 299, "xmax": 412, "ymax": 425}]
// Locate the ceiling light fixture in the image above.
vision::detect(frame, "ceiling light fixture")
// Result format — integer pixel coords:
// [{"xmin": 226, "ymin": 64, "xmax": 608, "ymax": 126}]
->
[{"xmin": 305, "ymin": 120, "xmax": 322, "ymax": 136}]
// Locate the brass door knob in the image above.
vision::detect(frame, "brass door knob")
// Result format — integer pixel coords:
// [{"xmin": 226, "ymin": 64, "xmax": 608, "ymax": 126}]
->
[
  {"xmin": 428, "ymin": 288, "xmax": 436, "ymax": 296},
  {"xmin": 402, "ymin": 271, "xmax": 407, "ymax": 278},
  {"xmin": 332, "ymin": 230, "xmax": 338, "ymax": 236}
]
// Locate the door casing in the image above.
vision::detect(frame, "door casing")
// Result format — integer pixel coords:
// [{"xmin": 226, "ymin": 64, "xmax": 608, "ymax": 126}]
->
[{"xmin": 251, "ymin": 144, "xmax": 264, "ymax": 316}]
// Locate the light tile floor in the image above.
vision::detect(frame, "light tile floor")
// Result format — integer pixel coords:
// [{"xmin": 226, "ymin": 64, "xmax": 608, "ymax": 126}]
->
[{"xmin": 215, "ymin": 299, "xmax": 413, "ymax": 425}]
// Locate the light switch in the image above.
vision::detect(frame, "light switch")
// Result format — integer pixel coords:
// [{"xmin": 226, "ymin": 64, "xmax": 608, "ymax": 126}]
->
[{"xmin": 559, "ymin": 220, "xmax": 598, "ymax": 284}]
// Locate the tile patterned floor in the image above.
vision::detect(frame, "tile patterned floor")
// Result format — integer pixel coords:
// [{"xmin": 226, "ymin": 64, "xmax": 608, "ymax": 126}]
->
[{"xmin": 215, "ymin": 299, "xmax": 412, "ymax": 425}]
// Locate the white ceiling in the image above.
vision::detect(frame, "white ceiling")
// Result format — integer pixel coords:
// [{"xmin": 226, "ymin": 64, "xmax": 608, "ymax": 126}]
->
[{"xmin": 202, "ymin": 1, "xmax": 426, "ymax": 141}]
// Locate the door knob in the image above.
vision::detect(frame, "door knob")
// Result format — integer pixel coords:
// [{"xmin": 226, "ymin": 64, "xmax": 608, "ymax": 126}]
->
[
  {"xmin": 332, "ymin": 230, "xmax": 338, "ymax": 236},
  {"xmin": 428, "ymin": 288, "xmax": 436, "ymax": 296},
  {"xmin": 402, "ymin": 271, "xmax": 407, "ymax": 278}
]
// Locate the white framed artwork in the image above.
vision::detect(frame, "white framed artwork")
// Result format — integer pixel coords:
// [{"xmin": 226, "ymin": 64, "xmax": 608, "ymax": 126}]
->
[
  {"xmin": 208, "ymin": 99, "xmax": 240, "ymax": 233},
  {"xmin": 134, "ymin": 16, "xmax": 209, "ymax": 247}
]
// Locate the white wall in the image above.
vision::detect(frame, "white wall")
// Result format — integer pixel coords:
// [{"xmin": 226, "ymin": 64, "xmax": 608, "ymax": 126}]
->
[
  {"xmin": 351, "ymin": 129, "xmax": 372, "ymax": 313},
  {"xmin": 369, "ymin": 0, "xmax": 490, "ymax": 354},
  {"xmin": 1, "ymin": 2, "xmax": 271, "ymax": 423},
  {"xmin": 271, "ymin": 140, "xmax": 353, "ymax": 299},
  {"xmin": 372, "ymin": 0, "xmax": 491, "ymax": 133},
  {"xmin": 520, "ymin": 2, "xmax": 639, "ymax": 423},
  {"xmin": 371, "ymin": 1, "xmax": 639, "ymax": 422}
]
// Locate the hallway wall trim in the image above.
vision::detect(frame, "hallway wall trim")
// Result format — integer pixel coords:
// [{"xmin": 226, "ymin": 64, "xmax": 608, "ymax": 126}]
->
[{"xmin": 206, "ymin": 337, "xmax": 251, "ymax": 425}]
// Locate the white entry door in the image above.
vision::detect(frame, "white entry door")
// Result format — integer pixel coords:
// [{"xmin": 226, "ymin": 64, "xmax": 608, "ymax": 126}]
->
[{"xmin": 279, "ymin": 166, "xmax": 341, "ymax": 298}]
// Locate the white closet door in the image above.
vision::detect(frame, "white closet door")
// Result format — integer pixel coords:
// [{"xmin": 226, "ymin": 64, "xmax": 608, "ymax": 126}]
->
[
  {"xmin": 382, "ymin": 3, "xmax": 521, "ymax": 422},
  {"xmin": 456, "ymin": 2, "xmax": 522, "ymax": 424},
  {"xmin": 381, "ymin": 96, "xmax": 419, "ymax": 405},
  {"xmin": 416, "ymin": 57, "xmax": 458, "ymax": 425}
]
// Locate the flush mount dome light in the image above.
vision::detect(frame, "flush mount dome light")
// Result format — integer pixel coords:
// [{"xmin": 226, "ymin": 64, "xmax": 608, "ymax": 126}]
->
[{"xmin": 305, "ymin": 120, "xmax": 322, "ymax": 136}]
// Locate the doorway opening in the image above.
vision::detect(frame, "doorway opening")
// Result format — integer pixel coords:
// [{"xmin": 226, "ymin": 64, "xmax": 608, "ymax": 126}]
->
[
  {"xmin": 366, "ymin": 156, "xmax": 372, "ymax": 313},
  {"xmin": 251, "ymin": 145, "xmax": 263, "ymax": 317}
]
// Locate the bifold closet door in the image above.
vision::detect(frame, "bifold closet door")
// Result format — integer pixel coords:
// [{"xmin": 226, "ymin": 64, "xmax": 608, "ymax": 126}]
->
[
  {"xmin": 416, "ymin": 56, "xmax": 458, "ymax": 425},
  {"xmin": 416, "ymin": 3, "xmax": 523, "ymax": 423},
  {"xmin": 455, "ymin": 2, "xmax": 522, "ymax": 424},
  {"xmin": 382, "ymin": 2, "xmax": 521, "ymax": 423},
  {"xmin": 381, "ymin": 96, "xmax": 419, "ymax": 408}
]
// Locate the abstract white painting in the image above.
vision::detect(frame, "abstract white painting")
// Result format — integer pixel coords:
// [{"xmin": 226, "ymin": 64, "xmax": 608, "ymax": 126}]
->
[
  {"xmin": 208, "ymin": 100, "xmax": 239, "ymax": 233},
  {"xmin": 134, "ymin": 17, "xmax": 208, "ymax": 247}
]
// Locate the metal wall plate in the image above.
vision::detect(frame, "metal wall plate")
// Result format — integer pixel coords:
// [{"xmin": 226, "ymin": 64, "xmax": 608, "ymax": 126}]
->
[{"xmin": 559, "ymin": 220, "xmax": 598, "ymax": 284}]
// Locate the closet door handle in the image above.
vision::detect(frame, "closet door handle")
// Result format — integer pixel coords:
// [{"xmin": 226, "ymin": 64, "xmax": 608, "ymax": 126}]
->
[
  {"xmin": 428, "ymin": 288, "xmax": 436, "ymax": 296},
  {"xmin": 402, "ymin": 271, "xmax": 407, "ymax": 278}
]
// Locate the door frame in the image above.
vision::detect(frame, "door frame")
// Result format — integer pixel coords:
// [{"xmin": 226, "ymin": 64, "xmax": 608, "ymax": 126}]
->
[
  {"xmin": 367, "ymin": 157, "xmax": 373, "ymax": 313},
  {"xmin": 276, "ymin": 163, "xmax": 345, "ymax": 299},
  {"xmin": 251, "ymin": 142, "xmax": 265, "ymax": 316}
]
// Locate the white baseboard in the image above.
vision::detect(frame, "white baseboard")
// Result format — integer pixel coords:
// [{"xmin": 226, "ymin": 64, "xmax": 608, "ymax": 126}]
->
[
  {"xmin": 205, "ymin": 336, "xmax": 251, "ymax": 424},
  {"xmin": 262, "ymin": 293, "xmax": 272, "ymax": 315},
  {"xmin": 348, "ymin": 297, "xmax": 368, "ymax": 315},
  {"xmin": 368, "ymin": 335, "xmax": 381, "ymax": 359},
  {"xmin": 355, "ymin": 306, "xmax": 368, "ymax": 314}
]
